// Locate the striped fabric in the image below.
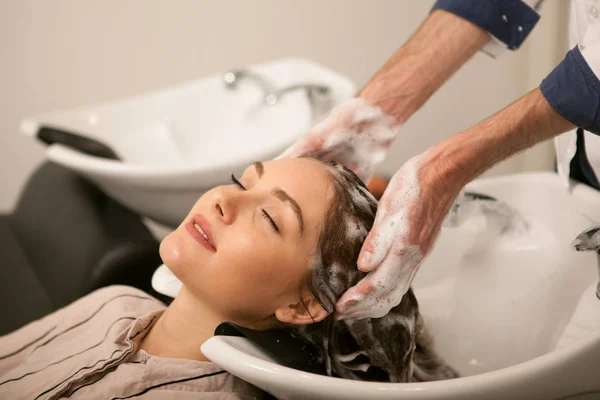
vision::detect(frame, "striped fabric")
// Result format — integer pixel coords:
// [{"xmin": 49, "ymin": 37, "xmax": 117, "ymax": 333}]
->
[{"xmin": 0, "ymin": 285, "xmax": 263, "ymax": 399}]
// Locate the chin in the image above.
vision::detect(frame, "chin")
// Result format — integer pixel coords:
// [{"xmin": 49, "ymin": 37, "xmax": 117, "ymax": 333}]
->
[{"xmin": 159, "ymin": 230, "xmax": 188, "ymax": 279}]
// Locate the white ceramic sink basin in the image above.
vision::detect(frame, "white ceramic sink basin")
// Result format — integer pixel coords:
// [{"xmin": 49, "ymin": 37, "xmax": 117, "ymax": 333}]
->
[
  {"xmin": 21, "ymin": 58, "xmax": 355, "ymax": 226},
  {"xmin": 201, "ymin": 172, "xmax": 600, "ymax": 400},
  {"xmin": 412, "ymin": 172, "xmax": 598, "ymax": 377}
]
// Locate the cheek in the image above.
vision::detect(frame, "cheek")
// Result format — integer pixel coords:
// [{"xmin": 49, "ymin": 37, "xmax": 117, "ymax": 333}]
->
[
  {"xmin": 223, "ymin": 233, "xmax": 289, "ymax": 288},
  {"xmin": 210, "ymin": 234, "xmax": 309, "ymax": 314}
]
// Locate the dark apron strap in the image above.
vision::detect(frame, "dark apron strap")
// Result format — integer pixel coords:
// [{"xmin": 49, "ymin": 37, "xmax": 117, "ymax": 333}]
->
[{"xmin": 569, "ymin": 128, "xmax": 600, "ymax": 190}]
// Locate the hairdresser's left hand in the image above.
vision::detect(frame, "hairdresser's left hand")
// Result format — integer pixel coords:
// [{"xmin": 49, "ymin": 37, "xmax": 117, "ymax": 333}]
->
[
  {"xmin": 276, "ymin": 98, "xmax": 400, "ymax": 183},
  {"xmin": 336, "ymin": 150, "xmax": 462, "ymax": 320}
]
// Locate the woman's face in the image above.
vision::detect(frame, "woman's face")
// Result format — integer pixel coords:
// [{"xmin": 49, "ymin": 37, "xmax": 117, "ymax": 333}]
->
[{"xmin": 160, "ymin": 158, "xmax": 334, "ymax": 325}]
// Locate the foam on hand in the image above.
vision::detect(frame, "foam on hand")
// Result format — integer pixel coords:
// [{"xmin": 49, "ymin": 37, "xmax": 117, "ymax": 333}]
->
[
  {"xmin": 338, "ymin": 153, "xmax": 426, "ymax": 319},
  {"xmin": 278, "ymin": 98, "xmax": 401, "ymax": 183}
]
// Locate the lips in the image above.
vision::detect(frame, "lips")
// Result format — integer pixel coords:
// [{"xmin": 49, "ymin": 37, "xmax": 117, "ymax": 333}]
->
[{"xmin": 185, "ymin": 213, "xmax": 217, "ymax": 252}]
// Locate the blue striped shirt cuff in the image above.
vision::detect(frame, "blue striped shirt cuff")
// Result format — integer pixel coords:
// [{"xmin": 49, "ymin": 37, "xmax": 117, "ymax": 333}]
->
[{"xmin": 432, "ymin": 0, "xmax": 540, "ymax": 50}]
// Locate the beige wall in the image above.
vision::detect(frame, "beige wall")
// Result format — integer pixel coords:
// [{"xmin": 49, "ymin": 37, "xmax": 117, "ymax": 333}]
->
[{"xmin": 0, "ymin": 0, "xmax": 568, "ymax": 212}]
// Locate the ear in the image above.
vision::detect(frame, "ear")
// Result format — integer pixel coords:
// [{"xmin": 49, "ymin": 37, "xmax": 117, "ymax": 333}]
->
[{"xmin": 274, "ymin": 296, "xmax": 329, "ymax": 325}]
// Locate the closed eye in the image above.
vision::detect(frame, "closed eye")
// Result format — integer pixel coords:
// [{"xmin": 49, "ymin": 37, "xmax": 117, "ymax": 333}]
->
[
  {"xmin": 231, "ymin": 174, "xmax": 246, "ymax": 190},
  {"xmin": 230, "ymin": 173, "xmax": 280, "ymax": 233},
  {"xmin": 262, "ymin": 210, "xmax": 279, "ymax": 232}
]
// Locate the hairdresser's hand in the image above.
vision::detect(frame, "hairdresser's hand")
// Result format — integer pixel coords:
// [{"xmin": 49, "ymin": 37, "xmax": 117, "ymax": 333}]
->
[
  {"xmin": 276, "ymin": 98, "xmax": 400, "ymax": 183},
  {"xmin": 336, "ymin": 150, "xmax": 462, "ymax": 320}
]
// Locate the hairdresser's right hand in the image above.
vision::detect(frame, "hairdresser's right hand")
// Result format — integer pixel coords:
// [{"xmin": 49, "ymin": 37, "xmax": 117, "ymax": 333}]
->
[
  {"xmin": 276, "ymin": 98, "xmax": 400, "ymax": 183},
  {"xmin": 336, "ymin": 150, "xmax": 463, "ymax": 320}
]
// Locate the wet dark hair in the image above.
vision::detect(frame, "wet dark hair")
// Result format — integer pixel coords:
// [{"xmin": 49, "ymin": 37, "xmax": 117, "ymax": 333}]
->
[{"xmin": 283, "ymin": 159, "xmax": 458, "ymax": 382}]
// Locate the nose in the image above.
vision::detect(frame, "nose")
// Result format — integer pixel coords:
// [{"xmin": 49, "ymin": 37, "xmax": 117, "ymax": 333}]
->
[
  {"xmin": 213, "ymin": 188, "xmax": 244, "ymax": 225},
  {"xmin": 213, "ymin": 193, "xmax": 231, "ymax": 225}
]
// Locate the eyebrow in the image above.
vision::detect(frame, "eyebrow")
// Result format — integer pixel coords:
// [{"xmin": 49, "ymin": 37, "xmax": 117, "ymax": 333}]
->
[
  {"xmin": 253, "ymin": 161, "xmax": 264, "ymax": 178},
  {"xmin": 253, "ymin": 161, "xmax": 304, "ymax": 234},
  {"xmin": 273, "ymin": 188, "xmax": 304, "ymax": 234}
]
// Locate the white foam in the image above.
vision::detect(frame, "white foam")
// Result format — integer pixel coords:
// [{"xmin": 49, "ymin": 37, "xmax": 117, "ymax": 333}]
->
[
  {"xmin": 341, "ymin": 153, "xmax": 426, "ymax": 319},
  {"xmin": 328, "ymin": 262, "xmax": 346, "ymax": 294},
  {"xmin": 376, "ymin": 313, "xmax": 414, "ymax": 333},
  {"xmin": 281, "ymin": 98, "xmax": 401, "ymax": 182},
  {"xmin": 329, "ymin": 262, "xmax": 343, "ymax": 276},
  {"xmin": 324, "ymin": 162, "xmax": 376, "ymax": 214},
  {"xmin": 322, "ymin": 335, "xmax": 332, "ymax": 376},
  {"xmin": 350, "ymin": 187, "xmax": 373, "ymax": 210},
  {"xmin": 344, "ymin": 363, "xmax": 371, "ymax": 372},
  {"xmin": 335, "ymin": 350, "xmax": 367, "ymax": 363},
  {"xmin": 344, "ymin": 216, "xmax": 368, "ymax": 241}
]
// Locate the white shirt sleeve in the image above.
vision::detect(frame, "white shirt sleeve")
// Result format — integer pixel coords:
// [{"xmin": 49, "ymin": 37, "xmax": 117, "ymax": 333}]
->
[{"xmin": 580, "ymin": 14, "xmax": 600, "ymax": 78}]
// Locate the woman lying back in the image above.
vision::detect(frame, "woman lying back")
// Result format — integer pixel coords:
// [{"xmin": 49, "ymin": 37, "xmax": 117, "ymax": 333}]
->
[{"xmin": 0, "ymin": 157, "xmax": 457, "ymax": 399}]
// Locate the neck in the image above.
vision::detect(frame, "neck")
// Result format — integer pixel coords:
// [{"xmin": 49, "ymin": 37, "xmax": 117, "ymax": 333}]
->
[{"xmin": 139, "ymin": 286, "xmax": 225, "ymax": 361}]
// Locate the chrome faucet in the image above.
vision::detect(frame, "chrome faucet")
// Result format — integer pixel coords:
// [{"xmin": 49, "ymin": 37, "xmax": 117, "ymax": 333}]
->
[
  {"xmin": 572, "ymin": 227, "xmax": 600, "ymax": 299},
  {"xmin": 444, "ymin": 191, "xmax": 529, "ymax": 234},
  {"xmin": 270, "ymin": 83, "xmax": 333, "ymax": 122},
  {"xmin": 222, "ymin": 69, "xmax": 333, "ymax": 123},
  {"xmin": 222, "ymin": 70, "xmax": 275, "ymax": 98}
]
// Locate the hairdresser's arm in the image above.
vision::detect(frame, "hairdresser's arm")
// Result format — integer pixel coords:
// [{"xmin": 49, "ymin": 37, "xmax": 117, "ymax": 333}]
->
[
  {"xmin": 361, "ymin": 0, "xmax": 543, "ymax": 121},
  {"xmin": 278, "ymin": 9, "xmax": 492, "ymax": 181},
  {"xmin": 279, "ymin": 2, "xmax": 542, "ymax": 181},
  {"xmin": 427, "ymin": 87, "xmax": 575, "ymax": 204},
  {"xmin": 358, "ymin": 8, "xmax": 490, "ymax": 125},
  {"xmin": 335, "ymin": 87, "xmax": 574, "ymax": 319}
]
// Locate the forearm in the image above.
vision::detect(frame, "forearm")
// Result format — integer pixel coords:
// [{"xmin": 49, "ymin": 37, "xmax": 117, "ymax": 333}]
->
[
  {"xmin": 359, "ymin": 9, "xmax": 490, "ymax": 124},
  {"xmin": 427, "ymin": 87, "xmax": 575, "ymax": 197}
]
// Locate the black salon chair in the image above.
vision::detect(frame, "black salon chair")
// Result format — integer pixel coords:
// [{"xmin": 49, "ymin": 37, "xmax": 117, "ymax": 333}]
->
[{"xmin": 0, "ymin": 161, "xmax": 166, "ymax": 335}]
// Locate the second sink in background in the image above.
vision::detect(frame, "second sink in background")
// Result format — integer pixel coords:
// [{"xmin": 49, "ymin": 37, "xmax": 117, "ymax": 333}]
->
[{"xmin": 21, "ymin": 58, "xmax": 356, "ymax": 226}]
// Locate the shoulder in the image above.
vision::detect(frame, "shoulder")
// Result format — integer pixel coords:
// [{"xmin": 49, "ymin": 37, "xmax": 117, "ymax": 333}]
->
[
  {"xmin": 57, "ymin": 285, "xmax": 166, "ymax": 325},
  {"xmin": 75, "ymin": 285, "xmax": 165, "ymax": 309},
  {"xmin": 138, "ymin": 363, "xmax": 266, "ymax": 399},
  {"xmin": 85, "ymin": 285, "xmax": 164, "ymax": 303},
  {"xmin": 213, "ymin": 371, "xmax": 267, "ymax": 400}
]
